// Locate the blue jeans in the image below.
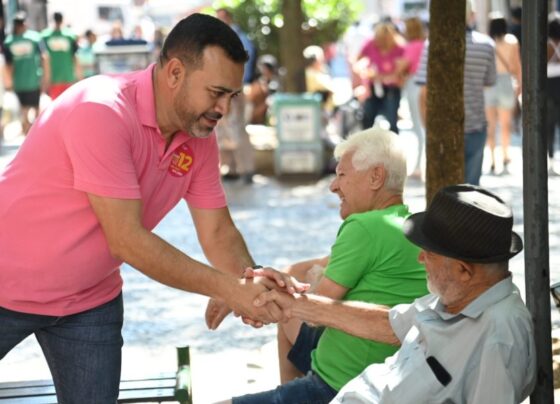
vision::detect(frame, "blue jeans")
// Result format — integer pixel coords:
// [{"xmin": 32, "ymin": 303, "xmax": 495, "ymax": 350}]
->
[
  {"xmin": 464, "ymin": 129, "xmax": 487, "ymax": 186},
  {"xmin": 0, "ymin": 294, "xmax": 124, "ymax": 404},
  {"xmin": 362, "ymin": 85, "xmax": 401, "ymax": 133},
  {"xmin": 232, "ymin": 372, "xmax": 337, "ymax": 404},
  {"xmin": 233, "ymin": 324, "xmax": 335, "ymax": 404}
]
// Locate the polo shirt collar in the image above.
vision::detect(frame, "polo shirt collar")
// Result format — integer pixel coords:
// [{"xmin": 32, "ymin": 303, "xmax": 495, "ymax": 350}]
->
[
  {"xmin": 136, "ymin": 63, "xmax": 159, "ymax": 129},
  {"xmin": 430, "ymin": 275, "xmax": 514, "ymax": 320}
]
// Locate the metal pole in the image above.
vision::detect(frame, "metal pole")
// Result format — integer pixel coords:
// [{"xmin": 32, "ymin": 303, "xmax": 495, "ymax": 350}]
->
[{"xmin": 522, "ymin": 0, "xmax": 553, "ymax": 402}]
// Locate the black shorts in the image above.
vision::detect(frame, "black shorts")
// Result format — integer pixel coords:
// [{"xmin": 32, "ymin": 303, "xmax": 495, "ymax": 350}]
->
[
  {"xmin": 287, "ymin": 323, "xmax": 325, "ymax": 373},
  {"xmin": 15, "ymin": 90, "xmax": 40, "ymax": 108}
]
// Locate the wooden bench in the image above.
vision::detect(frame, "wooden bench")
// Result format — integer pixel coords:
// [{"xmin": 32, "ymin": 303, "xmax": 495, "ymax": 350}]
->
[{"xmin": 0, "ymin": 347, "xmax": 192, "ymax": 404}]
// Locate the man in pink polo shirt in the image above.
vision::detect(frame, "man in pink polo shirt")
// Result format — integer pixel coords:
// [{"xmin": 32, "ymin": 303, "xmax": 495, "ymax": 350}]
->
[{"xmin": 0, "ymin": 14, "xmax": 306, "ymax": 403}]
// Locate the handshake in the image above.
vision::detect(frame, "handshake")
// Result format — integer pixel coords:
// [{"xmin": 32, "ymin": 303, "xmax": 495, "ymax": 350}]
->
[{"xmin": 205, "ymin": 267, "xmax": 312, "ymax": 330}]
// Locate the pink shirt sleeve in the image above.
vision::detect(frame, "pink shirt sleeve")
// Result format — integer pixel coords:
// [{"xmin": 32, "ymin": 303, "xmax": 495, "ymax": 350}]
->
[{"xmin": 62, "ymin": 102, "xmax": 142, "ymax": 199}]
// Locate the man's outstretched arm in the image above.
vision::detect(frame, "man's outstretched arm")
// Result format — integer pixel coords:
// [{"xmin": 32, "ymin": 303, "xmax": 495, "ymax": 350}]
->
[{"xmin": 255, "ymin": 290, "xmax": 400, "ymax": 345}]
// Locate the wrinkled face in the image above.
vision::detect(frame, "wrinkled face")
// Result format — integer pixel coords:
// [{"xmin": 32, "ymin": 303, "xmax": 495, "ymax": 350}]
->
[
  {"xmin": 173, "ymin": 46, "xmax": 243, "ymax": 138},
  {"xmin": 418, "ymin": 250, "xmax": 465, "ymax": 306},
  {"xmin": 329, "ymin": 151, "xmax": 373, "ymax": 219}
]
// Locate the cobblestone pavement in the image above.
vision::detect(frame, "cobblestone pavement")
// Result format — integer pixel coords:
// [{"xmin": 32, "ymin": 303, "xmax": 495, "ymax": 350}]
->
[{"xmin": 1, "ymin": 124, "xmax": 560, "ymax": 402}]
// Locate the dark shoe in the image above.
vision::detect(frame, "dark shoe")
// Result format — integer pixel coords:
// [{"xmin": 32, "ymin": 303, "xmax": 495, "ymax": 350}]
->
[
  {"xmin": 222, "ymin": 173, "xmax": 240, "ymax": 181},
  {"xmin": 241, "ymin": 173, "xmax": 254, "ymax": 184}
]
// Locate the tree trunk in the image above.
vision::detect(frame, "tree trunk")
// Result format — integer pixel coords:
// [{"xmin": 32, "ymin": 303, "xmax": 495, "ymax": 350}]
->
[
  {"xmin": 279, "ymin": 0, "xmax": 306, "ymax": 93},
  {"xmin": 425, "ymin": 0, "xmax": 466, "ymax": 203}
]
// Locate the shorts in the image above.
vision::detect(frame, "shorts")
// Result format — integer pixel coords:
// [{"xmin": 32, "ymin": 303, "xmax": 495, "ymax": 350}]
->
[
  {"xmin": 484, "ymin": 73, "xmax": 516, "ymax": 109},
  {"xmin": 49, "ymin": 83, "xmax": 73, "ymax": 100},
  {"xmin": 15, "ymin": 89, "xmax": 40, "ymax": 108},
  {"xmin": 287, "ymin": 323, "xmax": 325, "ymax": 373}
]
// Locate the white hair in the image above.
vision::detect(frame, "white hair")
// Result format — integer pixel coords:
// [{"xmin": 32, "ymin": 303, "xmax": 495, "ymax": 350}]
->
[{"xmin": 333, "ymin": 126, "xmax": 407, "ymax": 192}]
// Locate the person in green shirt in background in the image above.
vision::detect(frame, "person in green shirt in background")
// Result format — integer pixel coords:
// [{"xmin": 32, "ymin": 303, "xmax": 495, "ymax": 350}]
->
[
  {"xmin": 3, "ymin": 11, "xmax": 49, "ymax": 135},
  {"xmin": 42, "ymin": 12, "xmax": 81, "ymax": 100},
  {"xmin": 210, "ymin": 126, "xmax": 429, "ymax": 404}
]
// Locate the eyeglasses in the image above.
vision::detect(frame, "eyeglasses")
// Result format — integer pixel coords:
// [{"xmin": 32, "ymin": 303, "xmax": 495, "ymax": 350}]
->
[{"xmin": 550, "ymin": 282, "xmax": 560, "ymax": 308}]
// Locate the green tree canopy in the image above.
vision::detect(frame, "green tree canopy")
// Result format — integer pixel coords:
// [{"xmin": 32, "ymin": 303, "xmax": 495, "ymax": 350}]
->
[{"xmin": 210, "ymin": 0, "xmax": 362, "ymax": 60}]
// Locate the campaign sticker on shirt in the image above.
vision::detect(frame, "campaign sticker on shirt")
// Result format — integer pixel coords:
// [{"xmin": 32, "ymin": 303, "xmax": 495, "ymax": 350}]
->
[{"xmin": 168, "ymin": 144, "xmax": 194, "ymax": 177}]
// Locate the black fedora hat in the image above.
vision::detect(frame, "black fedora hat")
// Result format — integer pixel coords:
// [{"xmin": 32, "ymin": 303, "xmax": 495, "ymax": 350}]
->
[{"xmin": 403, "ymin": 184, "xmax": 523, "ymax": 263}]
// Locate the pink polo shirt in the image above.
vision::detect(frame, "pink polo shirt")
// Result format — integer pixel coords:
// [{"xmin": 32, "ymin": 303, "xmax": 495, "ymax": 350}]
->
[
  {"xmin": 359, "ymin": 39, "xmax": 404, "ymax": 86},
  {"xmin": 0, "ymin": 64, "xmax": 226, "ymax": 316}
]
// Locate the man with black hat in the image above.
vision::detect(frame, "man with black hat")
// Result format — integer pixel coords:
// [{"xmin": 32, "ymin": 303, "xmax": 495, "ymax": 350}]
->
[{"xmin": 253, "ymin": 184, "xmax": 536, "ymax": 403}]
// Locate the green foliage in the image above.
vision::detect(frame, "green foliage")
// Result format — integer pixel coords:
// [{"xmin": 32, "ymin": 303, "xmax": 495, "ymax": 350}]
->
[{"xmin": 210, "ymin": 0, "xmax": 361, "ymax": 59}]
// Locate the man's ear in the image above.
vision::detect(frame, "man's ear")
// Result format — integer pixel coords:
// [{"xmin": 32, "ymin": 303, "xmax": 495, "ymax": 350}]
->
[
  {"xmin": 369, "ymin": 165, "xmax": 386, "ymax": 190},
  {"xmin": 165, "ymin": 57, "xmax": 184, "ymax": 88},
  {"xmin": 457, "ymin": 260, "xmax": 475, "ymax": 282}
]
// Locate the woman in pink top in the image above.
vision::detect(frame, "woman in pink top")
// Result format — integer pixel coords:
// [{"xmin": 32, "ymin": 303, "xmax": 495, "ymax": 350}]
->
[{"xmin": 355, "ymin": 22, "xmax": 404, "ymax": 133}]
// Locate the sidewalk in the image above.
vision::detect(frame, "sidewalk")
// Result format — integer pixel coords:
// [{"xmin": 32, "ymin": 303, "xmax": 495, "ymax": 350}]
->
[{"xmin": 1, "ymin": 124, "xmax": 560, "ymax": 402}]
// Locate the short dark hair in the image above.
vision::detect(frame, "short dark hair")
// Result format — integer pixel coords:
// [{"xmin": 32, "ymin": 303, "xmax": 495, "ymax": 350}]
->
[
  {"xmin": 550, "ymin": 12, "xmax": 560, "ymax": 41},
  {"xmin": 159, "ymin": 13, "xmax": 248, "ymax": 68},
  {"xmin": 54, "ymin": 12, "xmax": 63, "ymax": 24},
  {"xmin": 13, "ymin": 10, "xmax": 27, "ymax": 24},
  {"xmin": 488, "ymin": 16, "xmax": 508, "ymax": 39}
]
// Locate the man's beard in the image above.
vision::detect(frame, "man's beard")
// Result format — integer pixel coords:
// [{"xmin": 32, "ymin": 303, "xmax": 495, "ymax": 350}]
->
[{"xmin": 174, "ymin": 99, "xmax": 221, "ymax": 138}]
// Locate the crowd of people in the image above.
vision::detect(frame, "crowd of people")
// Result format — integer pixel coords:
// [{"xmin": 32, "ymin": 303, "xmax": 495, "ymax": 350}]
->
[
  {"xmin": 0, "ymin": 4, "xmax": 556, "ymax": 404},
  {"xmin": 333, "ymin": 5, "xmax": 559, "ymax": 180}
]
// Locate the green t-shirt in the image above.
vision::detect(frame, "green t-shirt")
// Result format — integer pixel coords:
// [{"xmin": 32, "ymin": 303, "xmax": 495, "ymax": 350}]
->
[
  {"xmin": 311, "ymin": 204, "xmax": 428, "ymax": 391},
  {"xmin": 3, "ymin": 30, "xmax": 44, "ymax": 92},
  {"xmin": 42, "ymin": 28, "xmax": 77, "ymax": 84}
]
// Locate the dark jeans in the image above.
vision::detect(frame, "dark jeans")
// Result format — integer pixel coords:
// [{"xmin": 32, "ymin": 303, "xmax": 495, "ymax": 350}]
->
[
  {"xmin": 232, "ymin": 372, "xmax": 337, "ymax": 404},
  {"xmin": 546, "ymin": 77, "xmax": 560, "ymax": 158},
  {"xmin": 464, "ymin": 129, "xmax": 487, "ymax": 186},
  {"xmin": 0, "ymin": 294, "xmax": 124, "ymax": 404},
  {"xmin": 361, "ymin": 85, "xmax": 401, "ymax": 133}
]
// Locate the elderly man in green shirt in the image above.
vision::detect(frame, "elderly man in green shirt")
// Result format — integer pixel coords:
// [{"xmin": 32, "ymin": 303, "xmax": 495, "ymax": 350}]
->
[{"xmin": 211, "ymin": 126, "xmax": 428, "ymax": 404}]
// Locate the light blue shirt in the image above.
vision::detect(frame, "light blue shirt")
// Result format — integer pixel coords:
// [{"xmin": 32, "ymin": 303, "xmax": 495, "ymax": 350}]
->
[{"xmin": 332, "ymin": 276, "xmax": 536, "ymax": 404}]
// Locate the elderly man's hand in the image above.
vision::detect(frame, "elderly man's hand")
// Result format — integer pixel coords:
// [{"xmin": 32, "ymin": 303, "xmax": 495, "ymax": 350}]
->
[
  {"xmin": 223, "ymin": 278, "xmax": 289, "ymax": 327},
  {"xmin": 253, "ymin": 288, "xmax": 300, "ymax": 320},
  {"xmin": 243, "ymin": 266, "xmax": 310, "ymax": 294}
]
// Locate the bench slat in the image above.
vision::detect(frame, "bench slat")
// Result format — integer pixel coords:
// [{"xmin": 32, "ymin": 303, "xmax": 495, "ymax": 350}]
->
[{"xmin": 0, "ymin": 375, "xmax": 183, "ymax": 403}]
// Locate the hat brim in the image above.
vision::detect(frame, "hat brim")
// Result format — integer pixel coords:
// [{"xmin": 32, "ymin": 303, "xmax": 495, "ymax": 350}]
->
[{"xmin": 404, "ymin": 212, "xmax": 523, "ymax": 263}]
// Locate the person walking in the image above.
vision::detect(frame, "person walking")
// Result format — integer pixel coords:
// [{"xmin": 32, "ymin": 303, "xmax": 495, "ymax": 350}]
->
[
  {"xmin": 0, "ymin": 14, "xmax": 305, "ymax": 404},
  {"xmin": 416, "ymin": 1, "xmax": 496, "ymax": 185},
  {"xmin": 42, "ymin": 12, "xmax": 81, "ymax": 100},
  {"xmin": 398, "ymin": 17, "xmax": 427, "ymax": 178},
  {"xmin": 216, "ymin": 7, "xmax": 256, "ymax": 183},
  {"xmin": 547, "ymin": 12, "xmax": 560, "ymax": 175},
  {"xmin": 3, "ymin": 11, "xmax": 49, "ymax": 135},
  {"xmin": 484, "ymin": 13, "xmax": 521, "ymax": 175},
  {"xmin": 354, "ymin": 22, "xmax": 404, "ymax": 133}
]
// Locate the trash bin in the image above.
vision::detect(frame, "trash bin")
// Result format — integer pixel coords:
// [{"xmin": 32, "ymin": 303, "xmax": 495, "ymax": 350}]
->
[{"xmin": 273, "ymin": 93, "xmax": 323, "ymax": 177}]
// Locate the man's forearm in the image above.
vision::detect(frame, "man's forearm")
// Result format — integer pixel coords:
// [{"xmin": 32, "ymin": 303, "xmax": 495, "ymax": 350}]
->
[
  {"xmin": 201, "ymin": 224, "xmax": 254, "ymax": 277},
  {"xmin": 291, "ymin": 294, "xmax": 400, "ymax": 345},
  {"xmin": 118, "ymin": 225, "xmax": 236, "ymax": 299}
]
